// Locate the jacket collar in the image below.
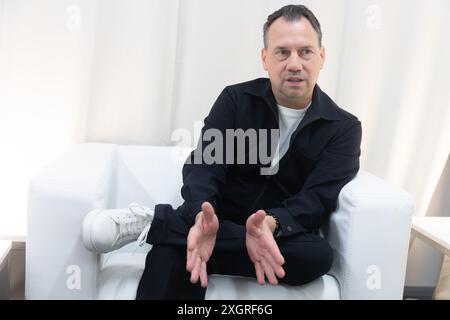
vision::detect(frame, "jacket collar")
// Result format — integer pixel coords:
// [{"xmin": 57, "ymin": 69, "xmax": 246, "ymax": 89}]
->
[{"xmin": 244, "ymin": 78, "xmax": 341, "ymax": 122}]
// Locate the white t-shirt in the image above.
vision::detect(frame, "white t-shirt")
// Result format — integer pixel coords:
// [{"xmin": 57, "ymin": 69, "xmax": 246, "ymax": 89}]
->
[{"xmin": 270, "ymin": 102, "xmax": 311, "ymax": 170}]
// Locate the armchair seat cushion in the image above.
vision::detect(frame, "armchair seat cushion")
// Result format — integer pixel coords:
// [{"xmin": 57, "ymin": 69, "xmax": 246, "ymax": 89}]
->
[{"xmin": 97, "ymin": 243, "xmax": 340, "ymax": 300}]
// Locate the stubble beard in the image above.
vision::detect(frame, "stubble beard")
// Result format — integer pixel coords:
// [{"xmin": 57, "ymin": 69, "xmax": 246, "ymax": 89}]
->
[{"xmin": 279, "ymin": 81, "xmax": 308, "ymax": 104}]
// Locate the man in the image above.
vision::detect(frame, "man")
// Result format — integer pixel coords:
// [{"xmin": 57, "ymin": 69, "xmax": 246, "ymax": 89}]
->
[{"xmin": 82, "ymin": 4, "xmax": 362, "ymax": 299}]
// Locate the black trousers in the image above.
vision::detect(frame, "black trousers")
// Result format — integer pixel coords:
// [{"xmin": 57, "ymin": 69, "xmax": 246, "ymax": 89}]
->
[{"xmin": 136, "ymin": 204, "xmax": 333, "ymax": 300}]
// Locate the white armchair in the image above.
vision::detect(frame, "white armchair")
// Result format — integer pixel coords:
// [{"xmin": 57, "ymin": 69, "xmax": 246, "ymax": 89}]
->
[{"xmin": 26, "ymin": 143, "xmax": 414, "ymax": 300}]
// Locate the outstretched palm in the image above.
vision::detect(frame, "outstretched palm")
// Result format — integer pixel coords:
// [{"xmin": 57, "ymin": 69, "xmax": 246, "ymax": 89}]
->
[
  {"xmin": 186, "ymin": 202, "xmax": 219, "ymax": 288},
  {"xmin": 246, "ymin": 210, "xmax": 285, "ymax": 285}
]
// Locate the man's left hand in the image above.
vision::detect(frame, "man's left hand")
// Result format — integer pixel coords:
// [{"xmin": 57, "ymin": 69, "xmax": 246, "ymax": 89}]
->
[{"xmin": 245, "ymin": 210, "xmax": 285, "ymax": 285}]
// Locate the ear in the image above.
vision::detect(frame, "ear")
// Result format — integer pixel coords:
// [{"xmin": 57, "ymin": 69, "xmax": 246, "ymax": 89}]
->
[
  {"xmin": 319, "ymin": 46, "xmax": 326, "ymax": 69},
  {"xmin": 261, "ymin": 48, "xmax": 268, "ymax": 71}
]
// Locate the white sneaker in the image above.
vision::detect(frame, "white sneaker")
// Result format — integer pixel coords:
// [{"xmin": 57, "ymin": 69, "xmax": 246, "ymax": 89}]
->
[{"xmin": 82, "ymin": 203, "xmax": 154, "ymax": 254}]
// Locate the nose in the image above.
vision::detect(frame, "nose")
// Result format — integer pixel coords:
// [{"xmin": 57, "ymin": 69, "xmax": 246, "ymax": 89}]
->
[{"xmin": 286, "ymin": 53, "xmax": 303, "ymax": 74}]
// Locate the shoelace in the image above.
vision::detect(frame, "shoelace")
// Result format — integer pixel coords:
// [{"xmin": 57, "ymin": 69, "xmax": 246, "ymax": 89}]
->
[
  {"xmin": 128, "ymin": 203, "xmax": 154, "ymax": 254},
  {"xmin": 111, "ymin": 204, "xmax": 152, "ymax": 247},
  {"xmin": 100, "ymin": 203, "xmax": 154, "ymax": 268}
]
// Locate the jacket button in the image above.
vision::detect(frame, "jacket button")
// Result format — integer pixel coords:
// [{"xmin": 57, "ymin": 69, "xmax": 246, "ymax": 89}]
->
[{"xmin": 287, "ymin": 226, "xmax": 292, "ymax": 232}]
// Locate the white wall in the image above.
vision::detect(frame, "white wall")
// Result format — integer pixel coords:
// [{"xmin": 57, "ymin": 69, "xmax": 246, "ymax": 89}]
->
[
  {"xmin": 0, "ymin": 0, "xmax": 97, "ymax": 236},
  {"xmin": 85, "ymin": 0, "xmax": 179, "ymax": 145}
]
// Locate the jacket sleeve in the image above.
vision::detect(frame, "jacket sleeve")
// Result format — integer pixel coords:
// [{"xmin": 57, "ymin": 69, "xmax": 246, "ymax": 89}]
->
[
  {"xmin": 267, "ymin": 119, "xmax": 362, "ymax": 237},
  {"xmin": 180, "ymin": 88, "xmax": 236, "ymax": 225}
]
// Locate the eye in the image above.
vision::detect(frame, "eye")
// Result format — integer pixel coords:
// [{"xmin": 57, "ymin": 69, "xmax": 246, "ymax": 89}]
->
[
  {"xmin": 275, "ymin": 49, "xmax": 290, "ymax": 60},
  {"xmin": 301, "ymin": 48, "xmax": 314, "ymax": 58}
]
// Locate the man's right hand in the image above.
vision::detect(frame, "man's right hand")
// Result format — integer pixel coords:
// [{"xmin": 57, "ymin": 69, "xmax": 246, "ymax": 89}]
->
[{"xmin": 186, "ymin": 202, "xmax": 219, "ymax": 288}]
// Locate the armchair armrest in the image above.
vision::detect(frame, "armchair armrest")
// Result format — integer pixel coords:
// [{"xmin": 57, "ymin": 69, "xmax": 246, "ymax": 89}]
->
[
  {"xmin": 326, "ymin": 170, "xmax": 414, "ymax": 299},
  {"xmin": 26, "ymin": 143, "xmax": 117, "ymax": 299}
]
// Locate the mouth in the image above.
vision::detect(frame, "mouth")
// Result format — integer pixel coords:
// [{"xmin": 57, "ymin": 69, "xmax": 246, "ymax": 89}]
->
[{"xmin": 285, "ymin": 77, "xmax": 305, "ymax": 85}]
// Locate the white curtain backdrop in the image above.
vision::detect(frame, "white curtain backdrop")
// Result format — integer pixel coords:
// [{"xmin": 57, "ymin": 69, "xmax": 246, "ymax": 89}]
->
[{"xmin": 1, "ymin": 0, "xmax": 449, "ymax": 286}]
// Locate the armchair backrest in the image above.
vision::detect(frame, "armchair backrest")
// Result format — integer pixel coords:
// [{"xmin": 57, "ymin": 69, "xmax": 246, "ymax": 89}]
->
[{"xmin": 112, "ymin": 145, "xmax": 189, "ymax": 209}]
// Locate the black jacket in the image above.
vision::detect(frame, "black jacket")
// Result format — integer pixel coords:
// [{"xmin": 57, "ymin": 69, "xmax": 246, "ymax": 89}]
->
[{"xmin": 179, "ymin": 78, "xmax": 362, "ymax": 237}]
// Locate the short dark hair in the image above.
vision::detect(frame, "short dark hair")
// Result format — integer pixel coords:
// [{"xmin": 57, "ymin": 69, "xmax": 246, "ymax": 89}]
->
[{"xmin": 263, "ymin": 4, "xmax": 322, "ymax": 48}]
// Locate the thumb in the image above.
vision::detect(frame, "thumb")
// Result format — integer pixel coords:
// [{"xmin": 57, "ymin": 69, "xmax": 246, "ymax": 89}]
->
[
  {"xmin": 250, "ymin": 210, "xmax": 266, "ymax": 229},
  {"xmin": 201, "ymin": 202, "xmax": 215, "ymax": 222}
]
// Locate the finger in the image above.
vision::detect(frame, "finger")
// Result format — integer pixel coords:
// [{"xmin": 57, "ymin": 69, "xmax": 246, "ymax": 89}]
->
[
  {"xmin": 190, "ymin": 256, "xmax": 201, "ymax": 284},
  {"xmin": 264, "ymin": 250, "xmax": 285, "ymax": 279},
  {"xmin": 186, "ymin": 248, "xmax": 196, "ymax": 272},
  {"xmin": 200, "ymin": 261, "xmax": 208, "ymax": 288},
  {"xmin": 187, "ymin": 231, "xmax": 197, "ymax": 251},
  {"xmin": 261, "ymin": 259, "xmax": 278, "ymax": 285},
  {"xmin": 267, "ymin": 238, "xmax": 285, "ymax": 266},
  {"xmin": 247, "ymin": 252, "xmax": 258, "ymax": 264},
  {"xmin": 190, "ymin": 256, "xmax": 202, "ymax": 284},
  {"xmin": 274, "ymin": 264, "xmax": 285, "ymax": 279},
  {"xmin": 186, "ymin": 251, "xmax": 192, "ymax": 271},
  {"xmin": 254, "ymin": 261, "xmax": 265, "ymax": 285}
]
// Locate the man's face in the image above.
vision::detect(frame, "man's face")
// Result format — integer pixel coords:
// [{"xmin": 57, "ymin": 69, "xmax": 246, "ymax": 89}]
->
[{"xmin": 262, "ymin": 17, "xmax": 325, "ymax": 109}]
